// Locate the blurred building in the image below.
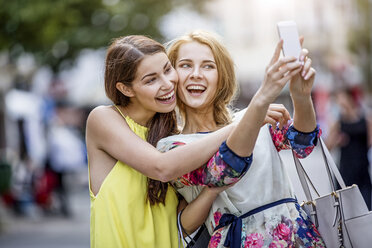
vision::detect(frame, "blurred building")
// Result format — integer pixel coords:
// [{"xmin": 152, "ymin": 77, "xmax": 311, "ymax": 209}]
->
[{"xmin": 161, "ymin": 0, "xmax": 360, "ymax": 90}]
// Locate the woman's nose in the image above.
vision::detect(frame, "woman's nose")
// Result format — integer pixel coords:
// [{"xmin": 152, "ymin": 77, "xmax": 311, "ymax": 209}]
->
[
  {"xmin": 190, "ymin": 67, "xmax": 202, "ymax": 79},
  {"xmin": 161, "ymin": 76, "xmax": 174, "ymax": 89}
]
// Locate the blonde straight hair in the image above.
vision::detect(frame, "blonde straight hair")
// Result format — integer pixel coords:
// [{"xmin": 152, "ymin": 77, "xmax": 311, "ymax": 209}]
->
[{"xmin": 167, "ymin": 30, "xmax": 239, "ymax": 127}]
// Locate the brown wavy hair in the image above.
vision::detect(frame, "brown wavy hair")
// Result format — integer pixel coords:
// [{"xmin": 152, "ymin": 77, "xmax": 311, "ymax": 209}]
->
[
  {"xmin": 104, "ymin": 35, "xmax": 177, "ymax": 205},
  {"xmin": 166, "ymin": 30, "xmax": 238, "ymax": 127}
]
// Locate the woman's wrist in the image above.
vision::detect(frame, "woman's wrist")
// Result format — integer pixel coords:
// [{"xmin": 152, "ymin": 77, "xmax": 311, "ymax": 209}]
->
[
  {"xmin": 202, "ymin": 186, "xmax": 222, "ymax": 199},
  {"xmin": 251, "ymin": 91, "xmax": 271, "ymax": 110},
  {"xmin": 290, "ymin": 92, "xmax": 312, "ymax": 102}
]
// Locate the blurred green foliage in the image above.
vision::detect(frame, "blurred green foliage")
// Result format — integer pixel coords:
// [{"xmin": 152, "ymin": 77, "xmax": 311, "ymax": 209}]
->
[
  {"xmin": 348, "ymin": 0, "xmax": 372, "ymax": 92},
  {"xmin": 0, "ymin": 0, "xmax": 206, "ymax": 72}
]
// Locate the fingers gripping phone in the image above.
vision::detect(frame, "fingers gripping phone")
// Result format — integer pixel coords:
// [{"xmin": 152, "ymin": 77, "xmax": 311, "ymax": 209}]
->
[{"xmin": 277, "ymin": 21, "xmax": 301, "ymax": 61}]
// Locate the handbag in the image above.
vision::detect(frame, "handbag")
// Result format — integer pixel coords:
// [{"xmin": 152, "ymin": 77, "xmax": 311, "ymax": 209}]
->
[
  {"xmin": 293, "ymin": 138, "xmax": 372, "ymax": 248},
  {"xmin": 177, "ymin": 209, "xmax": 211, "ymax": 248}
]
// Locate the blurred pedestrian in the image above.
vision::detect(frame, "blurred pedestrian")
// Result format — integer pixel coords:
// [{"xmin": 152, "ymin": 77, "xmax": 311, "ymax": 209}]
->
[
  {"xmin": 326, "ymin": 87, "xmax": 372, "ymax": 210},
  {"xmin": 44, "ymin": 101, "xmax": 87, "ymax": 217}
]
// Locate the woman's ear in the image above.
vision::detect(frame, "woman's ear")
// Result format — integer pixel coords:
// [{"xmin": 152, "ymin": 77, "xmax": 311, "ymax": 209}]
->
[{"xmin": 116, "ymin": 82, "xmax": 135, "ymax": 98}]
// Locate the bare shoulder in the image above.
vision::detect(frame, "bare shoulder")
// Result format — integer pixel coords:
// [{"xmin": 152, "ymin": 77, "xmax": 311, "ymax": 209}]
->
[
  {"xmin": 87, "ymin": 105, "xmax": 114, "ymax": 123},
  {"xmin": 87, "ymin": 105, "xmax": 124, "ymax": 129},
  {"xmin": 86, "ymin": 105, "xmax": 130, "ymax": 142}
]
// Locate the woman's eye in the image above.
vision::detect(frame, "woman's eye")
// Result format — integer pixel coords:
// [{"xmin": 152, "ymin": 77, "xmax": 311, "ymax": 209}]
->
[
  {"xmin": 179, "ymin": 64, "xmax": 190, "ymax": 68},
  {"xmin": 146, "ymin": 77, "xmax": 157, "ymax": 84},
  {"xmin": 204, "ymin": 64, "xmax": 215, "ymax": 69},
  {"xmin": 164, "ymin": 66, "xmax": 172, "ymax": 74}
]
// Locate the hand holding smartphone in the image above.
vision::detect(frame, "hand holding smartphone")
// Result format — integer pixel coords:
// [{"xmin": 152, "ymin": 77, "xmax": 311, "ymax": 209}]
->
[{"xmin": 277, "ymin": 21, "xmax": 301, "ymax": 61}]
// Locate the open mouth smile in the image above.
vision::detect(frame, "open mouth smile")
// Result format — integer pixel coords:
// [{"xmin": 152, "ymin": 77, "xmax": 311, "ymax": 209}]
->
[
  {"xmin": 186, "ymin": 85, "xmax": 206, "ymax": 96},
  {"xmin": 156, "ymin": 90, "xmax": 176, "ymax": 104}
]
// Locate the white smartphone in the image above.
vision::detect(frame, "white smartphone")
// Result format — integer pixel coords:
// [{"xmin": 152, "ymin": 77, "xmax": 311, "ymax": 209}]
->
[{"xmin": 277, "ymin": 21, "xmax": 301, "ymax": 61}]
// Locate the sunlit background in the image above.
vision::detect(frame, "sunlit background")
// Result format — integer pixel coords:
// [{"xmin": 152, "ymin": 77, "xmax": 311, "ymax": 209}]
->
[{"xmin": 0, "ymin": 0, "xmax": 371, "ymax": 247}]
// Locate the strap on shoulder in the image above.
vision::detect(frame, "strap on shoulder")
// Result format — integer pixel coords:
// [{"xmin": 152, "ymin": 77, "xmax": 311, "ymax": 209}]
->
[{"xmin": 113, "ymin": 105, "xmax": 127, "ymax": 119}]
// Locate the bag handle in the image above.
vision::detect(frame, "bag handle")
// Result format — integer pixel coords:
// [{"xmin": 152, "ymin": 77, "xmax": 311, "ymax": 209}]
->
[
  {"xmin": 293, "ymin": 137, "xmax": 346, "ymax": 203},
  {"xmin": 318, "ymin": 138, "xmax": 346, "ymax": 188},
  {"xmin": 177, "ymin": 209, "xmax": 202, "ymax": 247},
  {"xmin": 292, "ymin": 149, "xmax": 318, "ymax": 201}
]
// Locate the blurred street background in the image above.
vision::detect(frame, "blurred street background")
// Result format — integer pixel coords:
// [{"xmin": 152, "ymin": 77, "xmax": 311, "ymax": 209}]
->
[{"xmin": 1, "ymin": 0, "xmax": 372, "ymax": 247}]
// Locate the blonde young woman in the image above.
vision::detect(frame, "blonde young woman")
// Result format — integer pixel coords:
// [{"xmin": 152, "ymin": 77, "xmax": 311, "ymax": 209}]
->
[
  {"xmin": 157, "ymin": 31, "xmax": 325, "ymax": 248},
  {"xmin": 86, "ymin": 35, "xmax": 296, "ymax": 247}
]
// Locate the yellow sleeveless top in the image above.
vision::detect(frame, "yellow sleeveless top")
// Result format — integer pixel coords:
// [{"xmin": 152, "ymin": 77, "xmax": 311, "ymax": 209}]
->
[{"xmin": 89, "ymin": 107, "xmax": 179, "ymax": 248}]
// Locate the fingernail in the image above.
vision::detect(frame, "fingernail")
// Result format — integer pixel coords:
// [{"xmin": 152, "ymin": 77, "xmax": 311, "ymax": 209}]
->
[
  {"xmin": 300, "ymin": 55, "xmax": 304, "ymax": 61},
  {"xmin": 304, "ymin": 74, "xmax": 309, "ymax": 80},
  {"xmin": 302, "ymin": 71, "xmax": 305, "ymax": 77}
]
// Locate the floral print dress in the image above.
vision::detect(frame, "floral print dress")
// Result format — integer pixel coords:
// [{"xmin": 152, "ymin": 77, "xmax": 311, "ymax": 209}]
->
[{"xmin": 157, "ymin": 115, "xmax": 325, "ymax": 248}]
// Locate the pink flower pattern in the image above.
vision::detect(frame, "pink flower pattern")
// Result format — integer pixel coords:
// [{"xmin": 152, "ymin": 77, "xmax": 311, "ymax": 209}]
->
[
  {"xmin": 208, "ymin": 208, "xmax": 325, "ymax": 248},
  {"xmin": 208, "ymin": 232, "xmax": 222, "ymax": 248},
  {"xmin": 273, "ymin": 223, "xmax": 291, "ymax": 241},
  {"xmin": 269, "ymin": 122, "xmax": 321, "ymax": 158},
  {"xmin": 169, "ymin": 144, "xmax": 245, "ymax": 188},
  {"xmin": 244, "ymin": 233, "xmax": 264, "ymax": 248},
  {"xmin": 213, "ymin": 211, "xmax": 222, "ymax": 227}
]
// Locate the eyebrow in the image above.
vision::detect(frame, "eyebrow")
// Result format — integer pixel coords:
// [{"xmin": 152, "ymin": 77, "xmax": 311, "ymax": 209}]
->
[
  {"xmin": 141, "ymin": 61, "xmax": 170, "ymax": 81},
  {"xmin": 178, "ymin": 58, "xmax": 216, "ymax": 64}
]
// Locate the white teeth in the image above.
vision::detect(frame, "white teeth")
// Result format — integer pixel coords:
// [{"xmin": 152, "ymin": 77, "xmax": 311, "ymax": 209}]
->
[
  {"xmin": 158, "ymin": 90, "xmax": 174, "ymax": 100},
  {"xmin": 186, "ymin": 85, "xmax": 206, "ymax": 91}
]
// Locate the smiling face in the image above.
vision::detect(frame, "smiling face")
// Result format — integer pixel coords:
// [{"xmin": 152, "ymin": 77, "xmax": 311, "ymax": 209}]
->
[
  {"xmin": 175, "ymin": 41, "xmax": 218, "ymax": 111},
  {"xmin": 128, "ymin": 52, "xmax": 178, "ymax": 114}
]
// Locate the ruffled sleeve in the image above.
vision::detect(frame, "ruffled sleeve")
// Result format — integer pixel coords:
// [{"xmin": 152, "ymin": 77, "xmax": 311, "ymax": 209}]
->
[
  {"xmin": 159, "ymin": 140, "xmax": 252, "ymax": 187},
  {"xmin": 269, "ymin": 121, "xmax": 321, "ymax": 158}
]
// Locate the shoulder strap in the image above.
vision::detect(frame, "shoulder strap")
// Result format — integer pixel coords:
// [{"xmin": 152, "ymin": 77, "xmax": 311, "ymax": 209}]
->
[
  {"xmin": 293, "ymin": 137, "xmax": 347, "ymax": 204},
  {"xmin": 113, "ymin": 105, "xmax": 127, "ymax": 119},
  {"xmin": 319, "ymin": 138, "xmax": 346, "ymax": 188}
]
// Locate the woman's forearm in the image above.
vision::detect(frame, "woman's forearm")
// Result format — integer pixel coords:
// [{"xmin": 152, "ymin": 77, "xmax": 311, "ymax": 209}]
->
[
  {"xmin": 155, "ymin": 124, "xmax": 235, "ymax": 181},
  {"xmin": 180, "ymin": 187, "xmax": 220, "ymax": 235},
  {"xmin": 226, "ymin": 93, "xmax": 270, "ymax": 157},
  {"xmin": 292, "ymin": 95, "xmax": 316, "ymax": 132}
]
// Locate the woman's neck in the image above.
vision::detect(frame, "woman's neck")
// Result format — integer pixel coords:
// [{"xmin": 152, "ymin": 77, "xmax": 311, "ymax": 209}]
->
[
  {"xmin": 182, "ymin": 107, "xmax": 218, "ymax": 134},
  {"xmin": 116, "ymin": 104, "xmax": 155, "ymax": 127}
]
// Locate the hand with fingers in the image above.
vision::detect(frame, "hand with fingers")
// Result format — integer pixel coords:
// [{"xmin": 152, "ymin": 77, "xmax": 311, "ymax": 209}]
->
[
  {"xmin": 288, "ymin": 37, "xmax": 317, "ymax": 132},
  {"xmin": 204, "ymin": 182, "xmax": 235, "ymax": 196},
  {"xmin": 256, "ymin": 40, "xmax": 303, "ymax": 105},
  {"xmin": 263, "ymin": 103, "xmax": 291, "ymax": 129},
  {"xmin": 289, "ymin": 37, "xmax": 316, "ymax": 99}
]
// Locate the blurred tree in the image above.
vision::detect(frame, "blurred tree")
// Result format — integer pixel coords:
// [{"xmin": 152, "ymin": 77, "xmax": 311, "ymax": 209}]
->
[
  {"xmin": 348, "ymin": 0, "xmax": 372, "ymax": 92},
  {"xmin": 0, "ymin": 0, "xmax": 209, "ymax": 155},
  {"xmin": 0, "ymin": 0, "xmax": 207, "ymax": 72}
]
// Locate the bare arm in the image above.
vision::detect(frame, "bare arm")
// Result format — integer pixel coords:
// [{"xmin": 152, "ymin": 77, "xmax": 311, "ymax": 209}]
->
[
  {"xmin": 289, "ymin": 39, "xmax": 317, "ymax": 132},
  {"xmin": 86, "ymin": 106, "xmax": 234, "ymax": 183},
  {"xmin": 324, "ymin": 121, "xmax": 341, "ymax": 151},
  {"xmin": 179, "ymin": 186, "xmax": 229, "ymax": 235},
  {"xmin": 227, "ymin": 40, "xmax": 302, "ymax": 156}
]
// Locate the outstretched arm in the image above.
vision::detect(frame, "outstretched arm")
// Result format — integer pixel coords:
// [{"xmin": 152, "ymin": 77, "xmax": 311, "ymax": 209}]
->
[
  {"xmin": 86, "ymin": 106, "xmax": 235, "ymax": 184},
  {"xmin": 226, "ymin": 40, "xmax": 302, "ymax": 157},
  {"xmin": 289, "ymin": 38, "xmax": 317, "ymax": 132}
]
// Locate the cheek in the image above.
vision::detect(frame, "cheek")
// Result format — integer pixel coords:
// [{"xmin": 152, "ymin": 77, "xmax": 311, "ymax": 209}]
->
[
  {"xmin": 170, "ymin": 70, "xmax": 179, "ymax": 83},
  {"xmin": 211, "ymin": 72, "xmax": 219, "ymax": 87},
  {"xmin": 176, "ymin": 69, "xmax": 189, "ymax": 83},
  {"xmin": 177, "ymin": 86, "xmax": 187, "ymax": 102}
]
